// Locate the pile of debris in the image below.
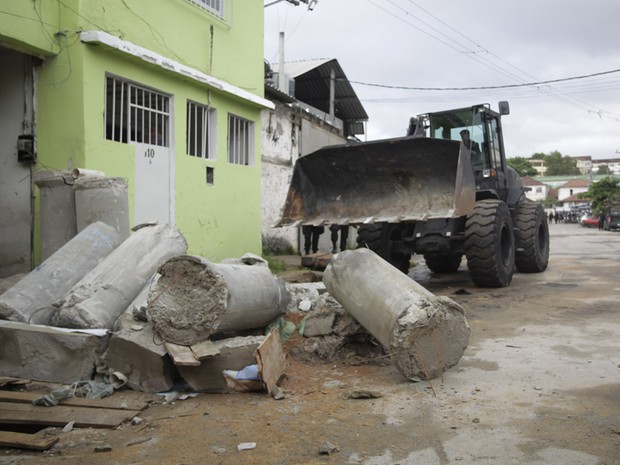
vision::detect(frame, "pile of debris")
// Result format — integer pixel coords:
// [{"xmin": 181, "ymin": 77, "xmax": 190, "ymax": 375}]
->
[{"xmin": 0, "ymin": 172, "xmax": 471, "ymax": 397}]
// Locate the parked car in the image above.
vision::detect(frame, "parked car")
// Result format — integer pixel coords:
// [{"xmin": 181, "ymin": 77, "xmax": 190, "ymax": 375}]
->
[
  {"xmin": 581, "ymin": 215, "xmax": 599, "ymax": 228},
  {"xmin": 606, "ymin": 210, "xmax": 620, "ymax": 231}
]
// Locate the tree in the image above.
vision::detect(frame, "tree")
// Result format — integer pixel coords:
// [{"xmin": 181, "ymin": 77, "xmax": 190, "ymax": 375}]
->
[
  {"xmin": 579, "ymin": 177, "xmax": 620, "ymax": 213},
  {"xmin": 543, "ymin": 151, "xmax": 581, "ymax": 176},
  {"xmin": 507, "ymin": 157, "xmax": 538, "ymax": 176},
  {"xmin": 531, "ymin": 152, "xmax": 546, "ymax": 160},
  {"xmin": 597, "ymin": 165, "xmax": 611, "ymax": 175}
]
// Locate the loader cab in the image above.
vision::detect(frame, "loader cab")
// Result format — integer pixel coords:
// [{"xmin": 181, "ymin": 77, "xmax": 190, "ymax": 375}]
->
[{"xmin": 423, "ymin": 103, "xmax": 511, "ymax": 202}]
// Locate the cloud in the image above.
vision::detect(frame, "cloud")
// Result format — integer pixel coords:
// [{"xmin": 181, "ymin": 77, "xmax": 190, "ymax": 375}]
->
[{"xmin": 265, "ymin": 0, "xmax": 620, "ymax": 159}]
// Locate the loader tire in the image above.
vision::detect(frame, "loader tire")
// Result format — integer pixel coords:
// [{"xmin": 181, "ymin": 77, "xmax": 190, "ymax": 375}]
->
[
  {"xmin": 423, "ymin": 253, "xmax": 463, "ymax": 273},
  {"xmin": 357, "ymin": 223, "xmax": 411, "ymax": 273},
  {"xmin": 465, "ymin": 199, "xmax": 515, "ymax": 287},
  {"xmin": 514, "ymin": 200, "xmax": 549, "ymax": 273}
]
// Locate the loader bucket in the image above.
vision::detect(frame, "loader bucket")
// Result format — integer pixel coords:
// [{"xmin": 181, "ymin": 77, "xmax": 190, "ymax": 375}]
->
[{"xmin": 276, "ymin": 136, "xmax": 476, "ymax": 227}]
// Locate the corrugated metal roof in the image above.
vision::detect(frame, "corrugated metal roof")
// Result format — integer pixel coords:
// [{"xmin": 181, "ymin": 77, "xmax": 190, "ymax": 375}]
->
[{"xmin": 274, "ymin": 59, "xmax": 368, "ymax": 132}]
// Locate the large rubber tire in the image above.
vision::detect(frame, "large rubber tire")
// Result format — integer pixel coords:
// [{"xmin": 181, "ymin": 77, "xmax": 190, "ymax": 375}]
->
[
  {"xmin": 356, "ymin": 223, "xmax": 411, "ymax": 273},
  {"xmin": 465, "ymin": 200, "xmax": 515, "ymax": 288},
  {"xmin": 423, "ymin": 253, "xmax": 463, "ymax": 273},
  {"xmin": 514, "ymin": 200, "xmax": 550, "ymax": 273}
]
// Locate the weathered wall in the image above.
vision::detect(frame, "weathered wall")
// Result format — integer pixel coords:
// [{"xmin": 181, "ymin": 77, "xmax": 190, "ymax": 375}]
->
[{"xmin": 261, "ymin": 103, "xmax": 351, "ymax": 254}]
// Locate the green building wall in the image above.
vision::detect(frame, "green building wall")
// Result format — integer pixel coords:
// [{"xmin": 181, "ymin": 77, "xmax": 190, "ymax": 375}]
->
[{"xmin": 1, "ymin": 0, "xmax": 267, "ymax": 263}]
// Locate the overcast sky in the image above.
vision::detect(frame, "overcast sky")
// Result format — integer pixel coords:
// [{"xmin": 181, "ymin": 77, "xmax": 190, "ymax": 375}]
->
[{"xmin": 264, "ymin": 0, "xmax": 620, "ymax": 160}]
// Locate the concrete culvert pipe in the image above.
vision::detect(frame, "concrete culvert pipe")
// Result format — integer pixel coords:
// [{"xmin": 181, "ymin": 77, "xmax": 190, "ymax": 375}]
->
[
  {"xmin": 50, "ymin": 223, "xmax": 187, "ymax": 330},
  {"xmin": 323, "ymin": 248, "xmax": 470, "ymax": 380},
  {"xmin": 0, "ymin": 222, "xmax": 121, "ymax": 325},
  {"xmin": 147, "ymin": 255, "xmax": 291, "ymax": 346}
]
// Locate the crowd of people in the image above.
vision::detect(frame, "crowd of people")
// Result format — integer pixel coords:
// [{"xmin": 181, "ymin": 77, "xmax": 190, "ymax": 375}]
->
[{"xmin": 547, "ymin": 211, "xmax": 582, "ymax": 224}]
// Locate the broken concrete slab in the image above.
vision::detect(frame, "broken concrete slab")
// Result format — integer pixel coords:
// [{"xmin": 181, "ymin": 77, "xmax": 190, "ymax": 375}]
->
[
  {"xmin": 0, "ymin": 222, "xmax": 122, "ymax": 325},
  {"xmin": 104, "ymin": 285, "xmax": 178, "ymax": 393},
  {"xmin": 323, "ymin": 248, "xmax": 470, "ymax": 380},
  {"xmin": 147, "ymin": 255, "xmax": 290, "ymax": 345},
  {"xmin": 0, "ymin": 320, "xmax": 109, "ymax": 384},
  {"xmin": 106, "ymin": 307, "xmax": 179, "ymax": 393},
  {"xmin": 50, "ymin": 224, "xmax": 187, "ymax": 330},
  {"xmin": 176, "ymin": 335, "xmax": 265, "ymax": 393}
]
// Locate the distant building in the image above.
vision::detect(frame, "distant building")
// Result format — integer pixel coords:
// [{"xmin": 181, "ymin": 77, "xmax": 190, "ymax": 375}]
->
[
  {"xmin": 521, "ymin": 176, "xmax": 549, "ymax": 202},
  {"xmin": 528, "ymin": 158, "xmax": 547, "ymax": 176},
  {"xmin": 558, "ymin": 178, "xmax": 590, "ymax": 202},
  {"xmin": 572, "ymin": 156, "xmax": 592, "ymax": 175},
  {"xmin": 591, "ymin": 157, "xmax": 620, "ymax": 175}
]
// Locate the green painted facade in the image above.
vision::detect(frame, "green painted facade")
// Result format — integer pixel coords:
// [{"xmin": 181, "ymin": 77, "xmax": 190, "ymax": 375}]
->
[{"xmin": 1, "ymin": 0, "xmax": 268, "ymax": 262}]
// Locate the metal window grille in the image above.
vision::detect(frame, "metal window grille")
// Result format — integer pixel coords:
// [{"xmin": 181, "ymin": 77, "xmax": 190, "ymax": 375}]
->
[
  {"xmin": 105, "ymin": 76, "xmax": 170, "ymax": 147},
  {"xmin": 105, "ymin": 77, "xmax": 129, "ymax": 143},
  {"xmin": 228, "ymin": 114, "xmax": 253, "ymax": 166},
  {"xmin": 189, "ymin": 0, "xmax": 224, "ymax": 18},
  {"xmin": 129, "ymin": 86, "xmax": 170, "ymax": 147},
  {"xmin": 187, "ymin": 101, "xmax": 215, "ymax": 159}
]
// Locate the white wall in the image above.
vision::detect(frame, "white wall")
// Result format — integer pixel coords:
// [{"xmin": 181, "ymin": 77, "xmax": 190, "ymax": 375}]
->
[{"xmin": 261, "ymin": 103, "xmax": 300, "ymax": 250}]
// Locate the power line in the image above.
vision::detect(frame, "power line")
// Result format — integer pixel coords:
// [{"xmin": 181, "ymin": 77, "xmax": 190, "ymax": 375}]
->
[
  {"xmin": 363, "ymin": 1, "xmax": 618, "ymax": 119},
  {"xmin": 348, "ymin": 68, "xmax": 620, "ymax": 91}
]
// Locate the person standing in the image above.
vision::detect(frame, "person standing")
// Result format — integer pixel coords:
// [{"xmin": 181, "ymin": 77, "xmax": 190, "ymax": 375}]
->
[
  {"xmin": 598, "ymin": 211, "xmax": 606, "ymax": 231},
  {"xmin": 329, "ymin": 225, "xmax": 349, "ymax": 254},
  {"xmin": 302, "ymin": 225, "xmax": 325, "ymax": 255}
]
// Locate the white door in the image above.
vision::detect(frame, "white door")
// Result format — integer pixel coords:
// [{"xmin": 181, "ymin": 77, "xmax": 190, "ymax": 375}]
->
[
  {"xmin": 134, "ymin": 143, "xmax": 171, "ymax": 225},
  {"xmin": 129, "ymin": 85, "xmax": 173, "ymax": 226}
]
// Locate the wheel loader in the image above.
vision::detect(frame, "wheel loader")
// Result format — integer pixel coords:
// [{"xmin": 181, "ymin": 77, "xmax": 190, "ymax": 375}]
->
[{"xmin": 277, "ymin": 102, "xmax": 550, "ymax": 287}]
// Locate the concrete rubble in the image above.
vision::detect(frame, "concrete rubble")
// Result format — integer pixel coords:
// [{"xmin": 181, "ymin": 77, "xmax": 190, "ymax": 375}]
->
[
  {"xmin": 323, "ymin": 248, "xmax": 470, "ymax": 380},
  {"xmin": 0, "ymin": 210, "xmax": 471, "ymax": 395},
  {"xmin": 0, "ymin": 320, "xmax": 108, "ymax": 384}
]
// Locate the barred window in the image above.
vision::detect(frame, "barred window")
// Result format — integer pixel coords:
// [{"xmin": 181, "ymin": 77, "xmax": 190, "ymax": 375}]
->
[
  {"xmin": 187, "ymin": 101, "xmax": 216, "ymax": 159},
  {"xmin": 105, "ymin": 76, "xmax": 170, "ymax": 147},
  {"xmin": 189, "ymin": 0, "xmax": 224, "ymax": 18},
  {"xmin": 228, "ymin": 114, "xmax": 254, "ymax": 166}
]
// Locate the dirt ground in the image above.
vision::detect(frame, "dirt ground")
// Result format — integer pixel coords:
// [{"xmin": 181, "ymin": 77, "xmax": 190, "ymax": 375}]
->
[{"xmin": 2, "ymin": 223, "xmax": 619, "ymax": 465}]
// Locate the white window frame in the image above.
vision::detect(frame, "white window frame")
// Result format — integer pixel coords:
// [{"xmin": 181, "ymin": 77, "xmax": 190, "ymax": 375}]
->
[
  {"xmin": 187, "ymin": 100, "xmax": 217, "ymax": 159},
  {"xmin": 105, "ymin": 75, "xmax": 170, "ymax": 147},
  {"xmin": 188, "ymin": 0, "xmax": 224, "ymax": 19},
  {"xmin": 227, "ymin": 113, "xmax": 254, "ymax": 166}
]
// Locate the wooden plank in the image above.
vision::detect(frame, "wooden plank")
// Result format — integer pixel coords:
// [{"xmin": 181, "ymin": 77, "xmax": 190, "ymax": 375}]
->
[
  {"xmin": 190, "ymin": 340, "xmax": 220, "ymax": 360},
  {"xmin": 0, "ymin": 390, "xmax": 151, "ymax": 411},
  {"xmin": 255, "ymin": 329, "xmax": 286, "ymax": 396},
  {"xmin": 165, "ymin": 342, "xmax": 200, "ymax": 366},
  {"xmin": 0, "ymin": 401, "xmax": 136, "ymax": 428},
  {"xmin": 0, "ymin": 431, "xmax": 59, "ymax": 451},
  {"xmin": 0, "ymin": 377, "xmax": 29, "ymax": 388}
]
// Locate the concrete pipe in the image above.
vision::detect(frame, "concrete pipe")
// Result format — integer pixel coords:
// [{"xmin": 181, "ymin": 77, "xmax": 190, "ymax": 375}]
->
[
  {"xmin": 34, "ymin": 171, "xmax": 78, "ymax": 260},
  {"xmin": 147, "ymin": 255, "xmax": 291, "ymax": 345},
  {"xmin": 0, "ymin": 222, "xmax": 121, "ymax": 325},
  {"xmin": 74, "ymin": 176, "xmax": 130, "ymax": 241},
  {"xmin": 323, "ymin": 248, "xmax": 470, "ymax": 380},
  {"xmin": 50, "ymin": 223, "xmax": 187, "ymax": 330}
]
